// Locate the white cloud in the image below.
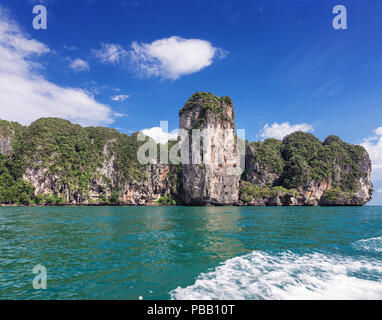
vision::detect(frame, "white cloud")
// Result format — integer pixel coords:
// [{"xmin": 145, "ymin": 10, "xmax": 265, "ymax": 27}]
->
[
  {"xmin": 63, "ymin": 45, "xmax": 78, "ymax": 51},
  {"xmin": 113, "ymin": 112, "xmax": 128, "ymax": 118},
  {"xmin": 0, "ymin": 8, "xmax": 115, "ymax": 126},
  {"xmin": 92, "ymin": 36, "xmax": 228, "ymax": 80},
  {"xmin": 111, "ymin": 94, "xmax": 130, "ymax": 102},
  {"xmin": 375, "ymin": 127, "xmax": 382, "ymax": 136},
  {"xmin": 93, "ymin": 43, "xmax": 128, "ymax": 65},
  {"xmin": 129, "ymin": 36, "xmax": 228, "ymax": 80},
  {"xmin": 141, "ymin": 127, "xmax": 178, "ymax": 144},
  {"xmin": 361, "ymin": 127, "xmax": 382, "ymax": 181},
  {"xmin": 259, "ymin": 122, "xmax": 314, "ymax": 140},
  {"xmin": 69, "ymin": 58, "xmax": 90, "ymax": 72}
]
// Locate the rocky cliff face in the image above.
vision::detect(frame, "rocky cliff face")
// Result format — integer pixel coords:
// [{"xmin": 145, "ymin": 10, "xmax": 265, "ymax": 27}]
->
[
  {"xmin": 0, "ymin": 120, "xmax": 22, "ymax": 155},
  {"xmin": 241, "ymin": 133, "xmax": 373, "ymax": 206},
  {"xmin": 0, "ymin": 92, "xmax": 374, "ymax": 206},
  {"xmin": 179, "ymin": 92, "xmax": 241, "ymax": 205},
  {"xmin": 22, "ymin": 153, "xmax": 171, "ymax": 205},
  {"xmin": 85, "ymin": 138, "xmax": 172, "ymax": 205},
  {"xmin": 0, "ymin": 136, "xmax": 12, "ymax": 155},
  {"xmin": 0, "ymin": 118, "xmax": 173, "ymax": 205}
]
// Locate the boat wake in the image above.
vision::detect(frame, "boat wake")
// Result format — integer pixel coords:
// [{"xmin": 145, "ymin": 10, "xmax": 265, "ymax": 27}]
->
[
  {"xmin": 352, "ymin": 236, "xmax": 382, "ymax": 253},
  {"xmin": 170, "ymin": 245, "xmax": 382, "ymax": 300}
]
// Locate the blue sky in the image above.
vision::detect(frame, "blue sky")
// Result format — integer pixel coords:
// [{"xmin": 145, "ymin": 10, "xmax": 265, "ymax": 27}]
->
[{"xmin": 0, "ymin": 0, "xmax": 381, "ymax": 204}]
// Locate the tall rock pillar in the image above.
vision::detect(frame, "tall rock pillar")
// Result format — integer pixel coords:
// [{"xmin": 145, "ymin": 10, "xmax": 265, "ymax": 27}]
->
[{"xmin": 178, "ymin": 92, "xmax": 241, "ymax": 205}]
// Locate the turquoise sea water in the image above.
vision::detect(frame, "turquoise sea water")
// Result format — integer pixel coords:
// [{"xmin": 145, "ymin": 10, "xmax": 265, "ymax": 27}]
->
[{"xmin": 1, "ymin": 206, "xmax": 382, "ymax": 300}]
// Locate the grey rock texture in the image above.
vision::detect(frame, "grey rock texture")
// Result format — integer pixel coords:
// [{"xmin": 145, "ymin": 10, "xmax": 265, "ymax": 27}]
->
[
  {"xmin": 0, "ymin": 92, "xmax": 374, "ymax": 206},
  {"xmin": 241, "ymin": 134, "xmax": 373, "ymax": 206},
  {"xmin": 22, "ymin": 139, "xmax": 172, "ymax": 205},
  {"xmin": 0, "ymin": 136, "xmax": 12, "ymax": 155},
  {"xmin": 179, "ymin": 92, "xmax": 241, "ymax": 205}
]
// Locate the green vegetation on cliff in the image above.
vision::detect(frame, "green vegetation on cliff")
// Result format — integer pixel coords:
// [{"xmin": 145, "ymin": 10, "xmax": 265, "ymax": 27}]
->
[
  {"xmin": 281, "ymin": 132, "xmax": 366, "ymax": 192},
  {"xmin": 0, "ymin": 98, "xmax": 371, "ymax": 206},
  {"xmin": 239, "ymin": 180, "xmax": 299, "ymax": 202},
  {"xmin": 248, "ymin": 138, "xmax": 284, "ymax": 177},
  {"xmin": 0, "ymin": 118, "xmax": 148, "ymax": 205},
  {"xmin": 0, "ymin": 153, "xmax": 35, "ymax": 204},
  {"xmin": 241, "ymin": 131, "xmax": 369, "ymax": 201},
  {"xmin": 0, "ymin": 120, "xmax": 24, "ymax": 138},
  {"xmin": 157, "ymin": 193, "xmax": 177, "ymax": 205},
  {"xmin": 179, "ymin": 92, "xmax": 235, "ymax": 125},
  {"xmin": 0, "ymin": 121, "xmax": 34, "ymax": 204}
]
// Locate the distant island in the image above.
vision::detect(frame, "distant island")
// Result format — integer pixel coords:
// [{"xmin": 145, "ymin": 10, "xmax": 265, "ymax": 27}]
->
[{"xmin": 0, "ymin": 92, "xmax": 373, "ymax": 206}]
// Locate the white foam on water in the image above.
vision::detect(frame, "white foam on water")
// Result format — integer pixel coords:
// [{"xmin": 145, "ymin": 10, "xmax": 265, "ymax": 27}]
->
[
  {"xmin": 353, "ymin": 236, "xmax": 382, "ymax": 253},
  {"xmin": 170, "ymin": 251, "xmax": 382, "ymax": 300}
]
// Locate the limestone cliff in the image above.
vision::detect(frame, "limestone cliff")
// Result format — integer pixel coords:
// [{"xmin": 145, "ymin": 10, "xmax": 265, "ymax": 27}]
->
[
  {"xmin": 179, "ymin": 92, "xmax": 240, "ymax": 205},
  {"xmin": 0, "ymin": 92, "xmax": 374, "ymax": 206},
  {"xmin": 240, "ymin": 133, "xmax": 373, "ymax": 206},
  {"xmin": 0, "ymin": 118, "xmax": 173, "ymax": 205},
  {"xmin": 0, "ymin": 120, "xmax": 23, "ymax": 155}
]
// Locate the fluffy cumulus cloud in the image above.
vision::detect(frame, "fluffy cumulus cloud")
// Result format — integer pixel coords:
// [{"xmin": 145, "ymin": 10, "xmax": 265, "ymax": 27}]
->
[
  {"xmin": 69, "ymin": 58, "xmax": 90, "ymax": 72},
  {"xmin": 129, "ymin": 36, "xmax": 228, "ymax": 80},
  {"xmin": 0, "ymin": 8, "xmax": 115, "ymax": 126},
  {"xmin": 93, "ymin": 36, "xmax": 227, "ymax": 80},
  {"xmin": 93, "ymin": 43, "xmax": 128, "ymax": 65},
  {"xmin": 111, "ymin": 94, "xmax": 130, "ymax": 102},
  {"xmin": 141, "ymin": 127, "xmax": 178, "ymax": 144},
  {"xmin": 259, "ymin": 122, "xmax": 314, "ymax": 140},
  {"xmin": 361, "ymin": 127, "xmax": 382, "ymax": 181}
]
